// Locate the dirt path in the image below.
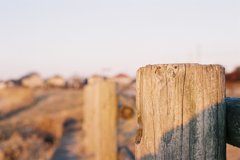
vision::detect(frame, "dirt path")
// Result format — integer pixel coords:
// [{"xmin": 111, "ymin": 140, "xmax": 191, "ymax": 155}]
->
[{"xmin": 0, "ymin": 95, "xmax": 47, "ymax": 121}]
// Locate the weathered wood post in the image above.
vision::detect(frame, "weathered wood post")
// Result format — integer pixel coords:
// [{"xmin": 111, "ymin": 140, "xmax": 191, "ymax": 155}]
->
[
  {"xmin": 136, "ymin": 64, "xmax": 226, "ymax": 160},
  {"xmin": 84, "ymin": 77, "xmax": 117, "ymax": 160},
  {"xmin": 225, "ymin": 97, "xmax": 240, "ymax": 148}
]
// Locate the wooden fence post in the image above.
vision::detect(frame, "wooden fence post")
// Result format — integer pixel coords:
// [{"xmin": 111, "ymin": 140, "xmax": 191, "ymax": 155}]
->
[
  {"xmin": 84, "ymin": 77, "xmax": 117, "ymax": 160},
  {"xmin": 225, "ymin": 97, "xmax": 240, "ymax": 148},
  {"xmin": 136, "ymin": 64, "xmax": 226, "ymax": 160}
]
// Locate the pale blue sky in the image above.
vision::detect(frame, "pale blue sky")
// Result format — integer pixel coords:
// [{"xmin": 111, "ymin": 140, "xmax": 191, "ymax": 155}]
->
[{"xmin": 0, "ymin": 0, "xmax": 239, "ymax": 79}]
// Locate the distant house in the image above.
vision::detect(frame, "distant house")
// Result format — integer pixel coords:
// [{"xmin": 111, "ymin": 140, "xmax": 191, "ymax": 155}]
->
[
  {"xmin": 118, "ymin": 79, "xmax": 136, "ymax": 98},
  {"xmin": 20, "ymin": 73, "xmax": 44, "ymax": 88},
  {"xmin": 111, "ymin": 73, "xmax": 132, "ymax": 89},
  {"xmin": 67, "ymin": 76, "xmax": 83, "ymax": 89},
  {"xmin": 0, "ymin": 81, "xmax": 6, "ymax": 90},
  {"xmin": 5, "ymin": 80, "xmax": 20, "ymax": 88},
  {"xmin": 46, "ymin": 75, "xmax": 66, "ymax": 88},
  {"xmin": 226, "ymin": 67, "xmax": 240, "ymax": 82},
  {"xmin": 226, "ymin": 67, "xmax": 240, "ymax": 97}
]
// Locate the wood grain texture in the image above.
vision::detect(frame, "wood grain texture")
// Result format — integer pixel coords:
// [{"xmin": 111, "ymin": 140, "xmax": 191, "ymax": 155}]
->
[
  {"xmin": 84, "ymin": 78, "xmax": 117, "ymax": 160},
  {"xmin": 225, "ymin": 97, "xmax": 240, "ymax": 148},
  {"xmin": 136, "ymin": 64, "xmax": 226, "ymax": 160}
]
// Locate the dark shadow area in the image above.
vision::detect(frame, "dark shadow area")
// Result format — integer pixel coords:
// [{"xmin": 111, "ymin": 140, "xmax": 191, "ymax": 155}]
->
[
  {"xmin": 137, "ymin": 103, "xmax": 226, "ymax": 160},
  {"xmin": 118, "ymin": 145, "xmax": 135, "ymax": 160},
  {"xmin": 42, "ymin": 132, "xmax": 55, "ymax": 145},
  {"xmin": 225, "ymin": 97, "xmax": 240, "ymax": 148},
  {"xmin": 64, "ymin": 118, "xmax": 78, "ymax": 128},
  {"xmin": 0, "ymin": 95, "xmax": 47, "ymax": 121},
  {"xmin": 51, "ymin": 118, "xmax": 81, "ymax": 160}
]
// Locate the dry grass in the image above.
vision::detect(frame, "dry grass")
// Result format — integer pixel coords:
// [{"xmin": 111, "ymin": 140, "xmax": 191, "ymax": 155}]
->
[
  {"xmin": 0, "ymin": 88, "xmax": 33, "ymax": 115},
  {"xmin": 0, "ymin": 88, "xmax": 83, "ymax": 160}
]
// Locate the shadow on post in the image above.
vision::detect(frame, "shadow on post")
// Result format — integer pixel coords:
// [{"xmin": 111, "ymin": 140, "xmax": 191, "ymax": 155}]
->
[{"xmin": 137, "ymin": 103, "xmax": 226, "ymax": 160}]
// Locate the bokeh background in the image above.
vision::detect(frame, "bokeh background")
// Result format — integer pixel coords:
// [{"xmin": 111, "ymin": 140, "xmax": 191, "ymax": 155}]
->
[{"xmin": 0, "ymin": 0, "xmax": 239, "ymax": 160}]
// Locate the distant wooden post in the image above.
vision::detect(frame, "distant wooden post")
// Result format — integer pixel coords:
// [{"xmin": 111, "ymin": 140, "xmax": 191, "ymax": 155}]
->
[
  {"xmin": 136, "ymin": 64, "xmax": 226, "ymax": 160},
  {"xmin": 84, "ymin": 77, "xmax": 117, "ymax": 160}
]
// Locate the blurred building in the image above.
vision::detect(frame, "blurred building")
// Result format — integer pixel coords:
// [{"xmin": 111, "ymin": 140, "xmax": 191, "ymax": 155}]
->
[
  {"xmin": 46, "ymin": 75, "xmax": 66, "ymax": 88},
  {"xmin": 5, "ymin": 80, "xmax": 19, "ymax": 88},
  {"xmin": 119, "ymin": 79, "xmax": 136, "ymax": 98},
  {"xmin": 20, "ymin": 73, "xmax": 44, "ymax": 88},
  {"xmin": 67, "ymin": 76, "xmax": 83, "ymax": 89},
  {"xmin": 111, "ymin": 74, "xmax": 132, "ymax": 91},
  {"xmin": 226, "ymin": 67, "xmax": 240, "ymax": 97},
  {"xmin": 112, "ymin": 74, "xmax": 132, "ymax": 85},
  {"xmin": 0, "ymin": 81, "xmax": 6, "ymax": 90}
]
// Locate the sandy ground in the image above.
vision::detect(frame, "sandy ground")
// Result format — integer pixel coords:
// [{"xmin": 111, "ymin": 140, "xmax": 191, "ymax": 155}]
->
[
  {"xmin": 0, "ymin": 87, "xmax": 136, "ymax": 160},
  {"xmin": 0, "ymin": 88, "xmax": 83, "ymax": 160}
]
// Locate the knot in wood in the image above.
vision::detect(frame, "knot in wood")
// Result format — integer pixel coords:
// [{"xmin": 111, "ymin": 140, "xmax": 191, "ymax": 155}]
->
[
  {"xmin": 135, "ymin": 128, "xmax": 143, "ymax": 144},
  {"xmin": 154, "ymin": 66, "xmax": 162, "ymax": 75},
  {"xmin": 167, "ymin": 68, "xmax": 176, "ymax": 78}
]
